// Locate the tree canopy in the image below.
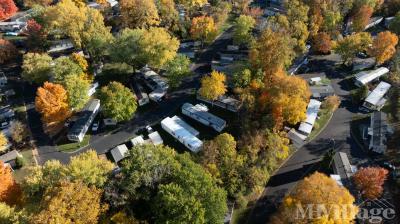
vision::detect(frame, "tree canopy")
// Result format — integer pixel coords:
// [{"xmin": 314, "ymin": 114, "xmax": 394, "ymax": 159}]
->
[
  {"xmin": 368, "ymin": 31, "xmax": 399, "ymax": 65},
  {"xmin": 22, "ymin": 53, "xmax": 52, "ymax": 84},
  {"xmin": 0, "ymin": 39, "xmax": 17, "ymax": 64},
  {"xmin": 0, "ymin": 0, "xmax": 17, "ymax": 20},
  {"xmin": 198, "ymin": 71, "xmax": 227, "ymax": 101},
  {"xmin": 353, "ymin": 167, "xmax": 388, "ymax": 200},
  {"xmin": 164, "ymin": 54, "xmax": 192, "ymax": 88},
  {"xmin": 120, "ymin": 0, "xmax": 160, "ymax": 29},
  {"xmin": 190, "ymin": 16, "xmax": 218, "ymax": 45},
  {"xmin": 334, "ymin": 32, "xmax": 372, "ymax": 65},
  {"xmin": 233, "ymin": 15, "xmax": 256, "ymax": 46}
]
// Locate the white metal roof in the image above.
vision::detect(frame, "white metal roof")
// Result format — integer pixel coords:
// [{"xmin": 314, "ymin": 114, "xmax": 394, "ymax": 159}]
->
[
  {"xmin": 130, "ymin": 135, "xmax": 145, "ymax": 146},
  {"xmin": 148, "ymin": 131, "xmax": 163, "ymax": 145},
  {"xmin": 182, "ymin": 103, "xmax": 226, "ymax": 129},
  {"xmin": 365, "ymin": 81, "xmax": 391, "ymax": 106},
  {"xmin": 298, "ymin": 122, "xmax": 313, "ymax": 135},
  {"xmin": 111, "ymin": 144, "xmax": 128, "ymax": 163},
  {"xmin": 355, "ymin": 67, "xmax": 389, "ymax": 86},
  {"xmin": 304, "ymin": 99, "xmax": 321, "ymax": 126},
  {"xmin": 161, "ymin": 117, "xmax": 203, "ymax": 152},
  {"xmin": 171, "ymin": 116, "xmax": 199, "ymax": 136}
]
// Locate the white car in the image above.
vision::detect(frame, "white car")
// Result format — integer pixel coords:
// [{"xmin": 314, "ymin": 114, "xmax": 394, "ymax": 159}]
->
[{"xmin": 92, "ymin": 122, "xmax": 99, "ymax": 132}]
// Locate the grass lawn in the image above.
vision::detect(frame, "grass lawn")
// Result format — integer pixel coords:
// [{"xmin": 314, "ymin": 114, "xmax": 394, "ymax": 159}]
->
[
  {"xmin": 308, "ymin": 108, "xmax": 333, "ymax": 140},
  {"xmin": 56, "ymin": 135, "xmax": 90, "ymax": 152}
]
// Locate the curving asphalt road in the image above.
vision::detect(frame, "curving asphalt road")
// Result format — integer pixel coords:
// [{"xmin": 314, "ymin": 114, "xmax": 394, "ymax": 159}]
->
[{"xmin": 245, "ymin": 54, "xmax": 370, "ymax": 223}]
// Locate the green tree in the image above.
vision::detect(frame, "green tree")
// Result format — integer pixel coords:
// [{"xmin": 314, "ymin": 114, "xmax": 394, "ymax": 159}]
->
[
  {"xmin": 198, "ymin": 71, "xmax": 227, "ymax": 101},
  {"xmin": 10, "ymin": 121, "xmax": 29, "ymax": 144},
  {"xmin": 233, "ymin": 68, "xmax": 252, "ymax": 88},
  {"xmin": 233, "ymin": 15, "xmax": 255, "ymax": 46},
  {"xmin": 389, "ymin": 12, "xmax": 400, "ymax": 35},
  {"xmin": 334, "ymin": 32, "xmax": 372, "ymax": 65},
  {"xmin": 21, "ymin": 53, "xmax": 52, "ymax": 84},
  {"xmin": 52, "ymin": 56, "xmax": 83, "ymax": 83},
  {"xmin": 61, "ymin": 74, "xmax": 90, "ymax": 110},
  {"xmin": 98, "ymin": 82, "xmax": 137, "ymax": 122},
  {"xmin": 119, "ymin": 0, "xmax": 160, "ymax": 29},
  {"xmin": 156, "ymin": 0, "xmax": 179, "ymax": 31},
  {"xmin": 164, "ymin": 54, "xmax": 191, "ymax": 88},
  {"xmin": 66, "ymin": 150, "xmax": 114, "ymax": 187}
]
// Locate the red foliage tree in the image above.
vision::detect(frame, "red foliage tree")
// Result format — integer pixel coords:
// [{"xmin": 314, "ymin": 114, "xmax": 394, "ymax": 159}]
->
[
  {"xmin": 351, "ymin": 5, "xmax": 373, "ymax": 32},
  {"xmin": 313, "ymin": 32, "xmax": 332, "ymax": 54},
  {"xmin": 0, "ymin": 161, "xmax": 22, "ymax": 205},
  {"xmin": 0, "ymin": 38, "xmax": 17, "ymax": 64},
  {"xmin": 353, "ymin": 167, "xmax": 389, "ymax": 200},
  {"xmin": 25, "ymin": 19, "xmax": 48, "ymax": 51},
  {"xmin": 0, "ymin": 0, "xmax": 18, "ymax": 21}
]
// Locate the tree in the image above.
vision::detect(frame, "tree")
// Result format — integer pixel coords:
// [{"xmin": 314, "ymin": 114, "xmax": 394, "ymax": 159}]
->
[
  {"xmin": 190, "ymin": 16, "xmax": 218, "ymax": 45},
  {"xmin": 0, "ymin": 39, "xmax": 17, "ymax": 64},
  {"xmin": 119, "ymin": 0, "xmax": 160, "ymax": 29},
  {"xmin": 389, "ymin": 12, "xmax": 400, "ymax": 35},
  {"xmin": 200, "ymin": 133, "xmax": 244, "ymax": 197},
  {"xmin": 0, "ymin": 0, "xmax": 17, "ymax": 20},
  {"xmin": 198, "ymin": 71, "xmax": 227, "ymax": 101},
  {"xmin": 10, "ymin": 121, "xmax": 29, "ymax": 144},
  {"xmin": 351, "ymin": 5, "xmax": 373, "ymax": 32},
  {"xmin": 313, "ymin": 32, "xmax": 332, "ymax": 54},
  {"xmin": 24, "ymin": 0, "xmax": 52, "ymax": 7},
  {"xmin": 61, "ymin": 74, "xmax": 90, "ymax": 110},
  {"xmin": 52, "ymin": 56, "xmax": 83, "ymax": 83},
  {"xmin": 335, "ymin": 32, "xmax": 372, "ymax": 65},
  {"xmin": 0, "ymin": 202, "xmax": 29, "ymax": 224},
  {"xmin": 66, "ymin": 150, "xmax": 114, "ymax": 188},
  {"xmin": 250, "ymin": 28, "xmax": 295, "ymax": 74},
  {"xmin": 0, "ymin": 161, "xmax": 21, "ymax": 205},
  {"xmin": 164, "ymin": 54, "xmax": 191, "ymax": 88},
  {"xmin": 25, "ymin": 19, "xmax": 48, "ymax": 52},
  {"xmin": 156, "ymin": 0, "xmax": 179, "ymax": 31},
  {"xmin": 113, "ymin": 144, "xmax": 227, "ymax": 224},
  {"xmin": 32, "ymin": 181, "xmax": 108, "ymax": 224},
  {"xmin": 111, "ymin": 27, "xmax": 179, "ymax": 69},
  {"xmin": 176, "ymin": 0, "xmax": 207, "ymax": 9},
  {"xmin": 0, "ymin": 132, "xmax": 8, "ymax": 152},
  {"xmin": 353, "ymin": 167, "xmax": 388, "ymax": 200},
  {"xmin": 70, "ymin": 52, "xmax": 88, "ymax": 72},
  {"xmin": 98, "ymin": 82, "xmax": 137, "ymax": 122},
  {"xmin": 271, "ymin": 172, "xmax": 359, "ymax": 224},
  {"xmin": 322, "ymin": 95, "xmax": 341, "ymax": 112},
  {"xmin": 233, "ymin": 68, "xmax": 252, "ymax": 88},
  {"xmin": 21, "ymin": 53, "xmax": 52, "ymax": 84},
  {"xmin": 233, "ymin": 15, "xmax": 255, "ymax": 46},
  {"xmin": 35, "ymin": 82, "xmax": 71, "ymax": 125},
  {"xmin": 368, "ymin": 31, "xmax": 399, "ymax": 65}
]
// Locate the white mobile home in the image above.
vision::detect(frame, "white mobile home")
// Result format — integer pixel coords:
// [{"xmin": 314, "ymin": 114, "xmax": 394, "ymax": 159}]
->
[
  {"xmin": 170, "ymin": 116, "xmax": 199, "ymax": 136},
  {"xmin": 197, "ymin": 94, "xmax": 242, "ymax": 112},
  {"xmin": 67, "ymin": 99, "xmax": 100, "ymax": 142},
  {"xmin": 161, "ymin": 117, "xmax": 203, "ymax": 152},
  {"xmin": 363, "ymin": 81, "xmax": 391, "ymax": 111},
  {"xmin": 298, "ymin": 99, "xmax": 322, "ymax": 136},
  {"xmin": 148, "ymin": 131, "xmax": 163, "ymax": 145},
  {"xmin": 354, "ymin": 67, "xmax": 389, "ymax": 87},
  {"xmin": 181, "ymin": 103, "xmax": 226, "ymax": 132},
  {"xmin": 131, "ymin": 81, "xmax": 149, "ymax": 106}
]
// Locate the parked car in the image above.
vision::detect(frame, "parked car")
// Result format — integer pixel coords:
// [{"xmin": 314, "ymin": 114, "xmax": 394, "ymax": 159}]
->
[
  {"xmin": 0, "ymin": 120, "xmax": 10, "ymax": 129},
  {"xmin": 92, "ymin": 122, "xmax": 99, "ymax": 132}
]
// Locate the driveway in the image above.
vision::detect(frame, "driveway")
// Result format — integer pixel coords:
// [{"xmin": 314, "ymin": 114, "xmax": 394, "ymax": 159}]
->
[
  {"xmin": 245, "ymin": 54, "xmax": 370, "ymax": 223},
  {"xmin": 26, "ymin": 28, "xmax": 234, "ymax": 165}
]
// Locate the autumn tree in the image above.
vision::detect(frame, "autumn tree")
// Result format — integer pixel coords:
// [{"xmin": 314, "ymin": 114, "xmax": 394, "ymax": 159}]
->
[
  {"xmin": 199, "ymin": 133, "xmax": 244, "ymax": 197},
  {"xmin": 32, "ymin": 181, "xmax": 108, "ymax": 224},
  {"xmin": 98, "ymin": 82, "xmax": 137, "ymax": 122},
  {"xmin": 10, "ymin": 121, "xmax": 29, "ymax": 144},
  {"xmin": 0, "ymin": 202, "xmax": 29, "ymax": 224},
  {"xmin": 250, "ymin": 28, "xmax": 295, "ymax": 75},
  {"xmin": 335, "ymin": 32, "xmax": 372, "ymax": 65},
  {"xmin": 0, "ymin": 39, "xmax": 17, "ymax": 64},
  {"xmin": 22, "ymin": 53, "xmax": 52, "ymax": 84},
  {"xmin": 24, "ymin": 0, "xmax": 52, "ymax": 7},
  {"xmin": 156, "ymin": 0, "xmax": 179, "ymax": 31},
  {"xmin": 199, "ymin": 71, "xmax": 227, "ymax": 101},
  {"xmin": 271, "ymin": 172, "xmax": 359, "ymax": 224},
  {"xmin": 120, "ymin": 0, "xmax": 160, "ymax": 29},
  {"xmin": 190, "ymin": 16, "xmax": 218, "ymax": 46},
  {"xmin": 111, "ymin": 27, "xmax": 179, "ymax": 69},
  {"xmin": 351, "ymin": 5, "xmax": 373, "ymax": 32},
  {"xmin": 0, "ymin": 0, "xmax": 17, "ymax": 20},
  {"xmin": 0, "ymin": 161, "xmax": 21, "ymax": 206},
  {"xmin": 52, "ymin": 56, "xmax": 83, "ymax": 83},
  {"xmin": 233, "ymin": 15, "xmax": 255, "ymax": 46},
  {"xmin": 70, "ymin": 52, "xmax": 88, "ymax": 72},
  {"xmin": 322, "ymin": 95, "xmax": 341, "ymax": 112},
  {"xmin": 313, "ymin": 32, "xmax": 332, "ymax": 54},
  {"xmin": 176, "ymin": 0, "xmax": 207, "ymax": 10},
  {"xmin": 25, "ymin": 19, "xmax": 48, "ymax": 52},
  {"xmin": 0, "ymin": 132, "xmax": 8, "ymax": 152},
  {"xmin": 368, "ymin": 31, "xmax": 399, "ymax": 65},
  {"xmin": 35, "ymin": 82, "xmax": 71, "ymax": 125},
  {"xmin": 164, "ymin": 54, "xmax": 192, "ymax": 88},
  {"xmin": 353, "ymin": 167, "xmax": 388, "ymax": 200},
  {"xmin": 61, "ymin": 74, "xmax": 90, "ymax": 110}
]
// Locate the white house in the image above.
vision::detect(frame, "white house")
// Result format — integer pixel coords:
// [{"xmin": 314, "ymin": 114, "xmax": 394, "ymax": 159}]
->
[
  {"xmin": 354, "ymin": 67, "xmax": 389, "ymax": 87},
  {"xmin": 363, "ymin": 81, "xmax": 391, "ymax": 111},
  {"xmin": 298, "ymin": 99, "xmax": 322, "ymax": 136},
  {"xmin": 182, "ymin": 103, "xmax": 226, "ymax": 132}
]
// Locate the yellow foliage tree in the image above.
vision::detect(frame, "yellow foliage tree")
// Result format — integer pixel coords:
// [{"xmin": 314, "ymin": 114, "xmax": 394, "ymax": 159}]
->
[
  {"xmin": 198, "ymin": 71, "xmax": 227, "ymax": 101},
  {"xmin": 271, "ymin": 172, "xmax": 359, "ymax": 224},
  {"xmin": 120, "ymin": 0, "xmax": 160, "ymax": 29},
  {"xmin": 190, "ymin": 16, "xmax": 218, "ymax": 45},
  {"xmin": 0, "ymin": 133, "xmax": 8, "ymax": 152},
  {"xmin": 35, "ymin": 82, "xmax": 71, "ymax": 125},
  {"xmin": 70, "ymin": 53, "xmax": 88, "ymax": 72},
  {"xmin": 368, "ymin": 31, "xmax": 399, "ymax": 65}
]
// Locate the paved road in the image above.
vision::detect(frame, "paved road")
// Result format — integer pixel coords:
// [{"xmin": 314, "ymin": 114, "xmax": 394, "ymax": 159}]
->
[
  {"xmin": 25, "ymin": 28, "xmax": 234, "ymax": 165},
  {"xmin": 245, "ymin": 54, "xmax": 370, "ymax": 223}
]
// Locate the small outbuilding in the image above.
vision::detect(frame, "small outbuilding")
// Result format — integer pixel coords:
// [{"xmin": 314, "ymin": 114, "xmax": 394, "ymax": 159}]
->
[{"xmin": 111, "ymin": 144, "xmax": 129, "ymax": 163}]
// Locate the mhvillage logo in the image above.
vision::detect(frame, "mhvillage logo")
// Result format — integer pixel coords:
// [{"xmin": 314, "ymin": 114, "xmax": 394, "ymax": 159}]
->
[{"xmin": 295, "ymin": 199, "xmax": 396, "ymax": 223}]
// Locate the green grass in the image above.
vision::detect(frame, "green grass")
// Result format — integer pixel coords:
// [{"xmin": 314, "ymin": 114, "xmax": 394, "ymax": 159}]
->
[
  {"xmin": 308, "ymin": 108, "xmax": 333, "ymax": 140},
  {"xmin": 56, "ymin": 135, "xmax": 90, "ymax": 152}
]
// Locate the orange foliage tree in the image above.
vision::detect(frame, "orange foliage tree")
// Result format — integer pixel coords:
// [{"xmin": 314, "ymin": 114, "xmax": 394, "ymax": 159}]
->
[
  {"xmin": 35, "ymin": 82, "xmax": 71, "ymax": 126},
  {"xmin": 353, "ymin": 167, "xmax": 388, "ymax": 200},
  {"xmin": 0, "ymin": 39, "xmax": 17, "ymax": 64},
  {"xmin": 368, "ymin": 31, "xmax": 399, "ymax": 65},
  {"xmin": 0, "ymin": 0, "xmax": 17, "ymax": 20},
  {"xmin": 0, "ymin": 161, "xmax": 22, "ymax": 205},
  {"xmin": 351, "ymin": 5, "xmax": 373, "ymax": 32},
  {"xmin": 313, "ymin": 32, "xmax": 332, "ymax": 54}
]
